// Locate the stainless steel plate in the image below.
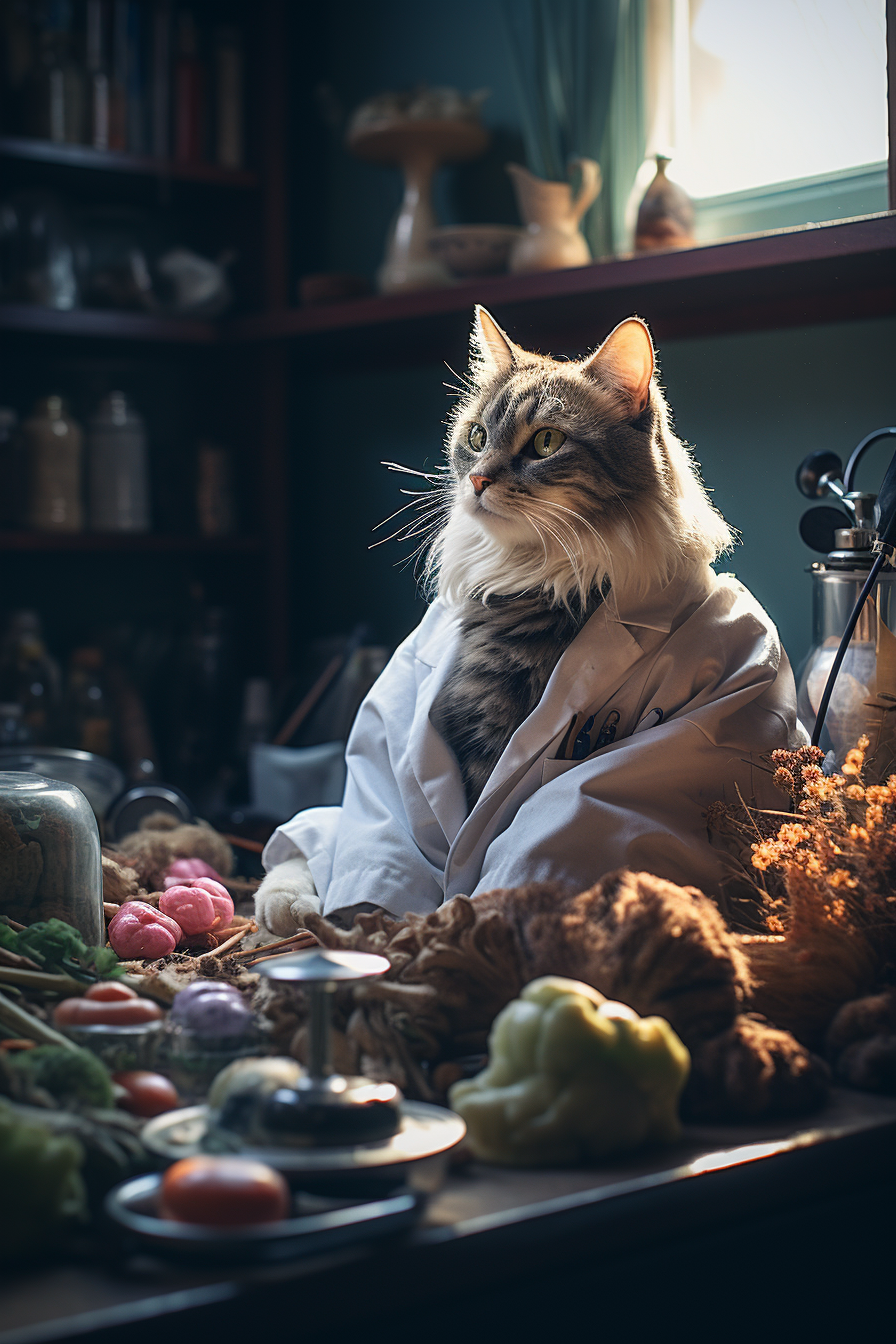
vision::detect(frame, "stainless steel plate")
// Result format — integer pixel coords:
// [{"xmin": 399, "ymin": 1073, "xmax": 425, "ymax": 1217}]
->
[
  {"xmin": 105, "ymin": 1173, "xmax": 422, "ymax": 1262},
  {"xmin": 141, "ymin": 1100, "xmax": 465, "ymax": 1175}
]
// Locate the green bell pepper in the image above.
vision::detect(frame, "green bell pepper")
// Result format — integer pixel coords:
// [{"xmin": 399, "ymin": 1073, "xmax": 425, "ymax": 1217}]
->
[{"xmin": 449, "ymin": 976, "xmax": 690, "ymax": 1166}]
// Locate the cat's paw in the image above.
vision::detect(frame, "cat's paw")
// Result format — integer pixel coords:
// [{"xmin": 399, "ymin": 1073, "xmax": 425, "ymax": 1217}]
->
[{"xmin": 255, "ymin": 856, "xmax": 321, "ymax": 937}]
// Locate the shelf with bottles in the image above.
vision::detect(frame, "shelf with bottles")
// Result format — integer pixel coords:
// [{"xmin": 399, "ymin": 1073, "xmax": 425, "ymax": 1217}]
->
[
  {"xmin": 0, "ymin": 302, "xmax": 218, "ymax": 341},
  {"xmin": 0, "ymin": 529, "xmax": 261, "ymax": 552},
  {"xmin": 0, "ymin": 388, "xmax": 254, "ymax": 548},
  {"xmin": 0, "ymin": 133, "xmax": 258, "ymax": 187},
  {"xmin": 230, "ymin": 214, "xmax": 896, "ymax": 364},
  {"xmin": 1, "ymin": 2, "xmax": 252, "ymax": 182}
]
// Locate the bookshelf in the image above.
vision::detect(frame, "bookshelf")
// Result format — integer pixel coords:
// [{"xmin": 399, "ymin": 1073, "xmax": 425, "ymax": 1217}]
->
[{"xmin": 0, "ymin": 134, "xmax": 259, "ymax": 187}]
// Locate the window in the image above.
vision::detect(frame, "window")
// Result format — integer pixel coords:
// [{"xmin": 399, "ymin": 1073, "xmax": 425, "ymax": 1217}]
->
[{"xmin": 643, "ymin": 0, "xmax": 889, "ymax": 239}]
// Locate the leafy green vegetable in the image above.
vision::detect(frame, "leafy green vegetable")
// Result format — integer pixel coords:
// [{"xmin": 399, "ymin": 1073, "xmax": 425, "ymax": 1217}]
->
[
  {"xmin": 8, "ymin": 1046, "xmax": 115, "ymax": 1109},
  {"xmin": 449, "ymin": 977, "xmax": 691, "ymax": 1167},
  {"xmin": 0, "ymin": 1100, "xmax": 86, "ymax": 1258},
  {"xmin": 0, "ymin": 919, "xmax": 123, "ymax": 979}
]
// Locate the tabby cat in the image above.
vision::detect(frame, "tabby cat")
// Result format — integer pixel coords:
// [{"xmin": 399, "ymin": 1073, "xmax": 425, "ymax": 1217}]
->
[{"xmin": 429, "ymin": 307, "xmax": 733, "ymax": 808}]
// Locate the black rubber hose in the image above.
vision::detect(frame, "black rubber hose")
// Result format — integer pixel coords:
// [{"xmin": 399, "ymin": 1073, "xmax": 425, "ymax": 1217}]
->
[
  {"xmin": 843, "ymin": 427, "xmax": 896, "ymax": 493},
  {"xmin": 811, "ymin": 548, "xmax": 888, "ymax": 749}
]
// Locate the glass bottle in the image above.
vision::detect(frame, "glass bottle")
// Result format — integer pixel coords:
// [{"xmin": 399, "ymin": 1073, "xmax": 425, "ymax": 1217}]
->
[
  {"xmin": 85, "ymin": 0, "xmax": 110, "ymax": 150},
  {"xmin": 0, "ymin": 407, "xmax": 23, "ymax": 528},
  {"xmin": 0, "ymin": 611, "xmax": 62, "ymax": 745},
  {"xmin": 0, "ymin": 772, "xmax": 104, "ymax": 946},
  {"xmin": 26, "ymin": 0, "xmax": 86, "ymax": 144},
  {"xmin": 214, "ymin": 25, "xmax": 244, "ymax": 169},
  {"xmin": 797, "ymin": 543, "xmax": 896, "ymax": 779},
  {"xmin": 174, "ymin": 10, "xmax": 205, "ymax": 164},
  {"xmin": 65, "ymin": 647, "xmax": 114, "ymax": 758},
  {"xmin": 24, "ymin": 394, "xmax": 83, "ymax": 532},
  {"xmin": 87, "ymin": 391, "xmax": 150, "ymax": 532}
]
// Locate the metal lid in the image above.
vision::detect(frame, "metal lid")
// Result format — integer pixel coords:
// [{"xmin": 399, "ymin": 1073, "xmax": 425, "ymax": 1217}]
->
[{"xmin": 256, "ymin": 948, "xmax": 390, "ymax": 984}]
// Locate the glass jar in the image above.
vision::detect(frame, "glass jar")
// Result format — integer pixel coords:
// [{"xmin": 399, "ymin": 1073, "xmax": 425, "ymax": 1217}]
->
[
  {"xmin": 0, "ymin": 771, "xmax": 103, "ymax": 945},
  {"xmin": 24, "ymin": 395, "xmax": 83, "ymax": 532},
  {"xmin": 797, "ymin": 557, "xmax": 896, "ymax": 779},
  {"xmin": 87, "ymin": 392, "xmax": 150, "ymax": 532}
]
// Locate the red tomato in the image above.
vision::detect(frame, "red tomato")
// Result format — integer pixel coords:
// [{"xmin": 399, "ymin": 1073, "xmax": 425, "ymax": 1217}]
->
[
  {"xmin": 159, "ymin": 1156, "xmax": 291, "ymax": 1227},
  {"xmin": 84, "ymin": 982, "xmax": 138, "ymax": 1002},
  {"xmin": 112, "ymin": 1070, "xmax": 181, "ymax": 1117},
  {"xmin": 53, "ymin": 997, "xmax": 163, "ymax": 1027}
]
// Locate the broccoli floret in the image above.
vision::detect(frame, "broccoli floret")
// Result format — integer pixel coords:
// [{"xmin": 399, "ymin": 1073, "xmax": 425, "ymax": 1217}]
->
[
  {"xmin": 16, "ymin": 919, "xmax": 86, "ymax": 970},
  {"xmin": 5, "ymin": 919, "xmax": 123, "ymax": 980},
  {"xmin": 9, "ymin": 1047, "xmax": 115, "ymax": 1109}
]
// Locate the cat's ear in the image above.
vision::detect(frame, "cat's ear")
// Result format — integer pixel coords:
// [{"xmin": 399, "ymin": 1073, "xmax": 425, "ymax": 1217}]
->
[
  {"xmin": 471, "ymin": 305, "xmax": 518, "ymax": 380},
  {"xmin": 581, "ymin": 317, "xmax": 655, "ymax": 415}
]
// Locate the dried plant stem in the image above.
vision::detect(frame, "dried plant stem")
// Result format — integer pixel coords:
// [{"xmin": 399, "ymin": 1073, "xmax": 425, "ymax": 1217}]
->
[
  {"xmin": 231, "ymin": 930, "xmax": 315, "ymax": 960},
  {"xmin": 0, "ymin": 990, "xmax": 78, "ymax": 1049},
  {"xmin": 196, "ymin": 925, "xmax": 254, "ymax": 961}
]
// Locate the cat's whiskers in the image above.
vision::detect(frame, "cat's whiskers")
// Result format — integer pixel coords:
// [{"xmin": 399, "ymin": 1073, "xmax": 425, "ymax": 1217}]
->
[
  {"xmin": 382, "ymin": 460, "xmax": 447, "ymax": 484},
  {"xmin": 521, "ymin": 502, "xmax": 583, "ymax": 580},
  {"xmin": 369, "ymin": 498, "xmax": 450, "ymax": 550},
  {"xmin": 539, "ymin": 499, "xmax": 603, "ymax": 546}
]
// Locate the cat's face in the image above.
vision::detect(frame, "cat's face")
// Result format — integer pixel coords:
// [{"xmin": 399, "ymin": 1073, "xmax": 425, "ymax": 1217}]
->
[
  {"xmin": 428, "ymin": 307, "xmax": 731, "ymax": 609},
  {"xmin": 446, "ymin": 314, "xmax": 657, "ymax": 555}
]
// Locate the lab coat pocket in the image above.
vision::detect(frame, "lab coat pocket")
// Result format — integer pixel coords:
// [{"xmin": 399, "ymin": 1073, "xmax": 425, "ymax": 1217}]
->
[{"xmin": 541, "ymin": 756, "xmax": 583, "ymax": 786}]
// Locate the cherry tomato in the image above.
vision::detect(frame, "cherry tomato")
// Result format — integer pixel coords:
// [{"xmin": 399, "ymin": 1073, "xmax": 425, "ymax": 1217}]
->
[
  {"xmin": 159, "ymin": 1156, "xmax": 291, "ymax": 1226},
  {"xmin": 112, "ymin": 1070, "xmax": 181, "ymax": 1117},
  {"xmin": 84, "ymin": 982, "xmax": 138, "ymax": 1002},
  {"xmin": 53, "ymin": 997, "xmax": 163, "ymax": 1027}
]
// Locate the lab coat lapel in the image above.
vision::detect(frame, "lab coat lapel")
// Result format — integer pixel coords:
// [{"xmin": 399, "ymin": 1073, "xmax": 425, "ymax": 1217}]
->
[
  {"xmin": 474, "ymin": 603, "xmax": 644, "ymax": 807},
  {"xmin": 406, "ymin": 610, "xmax": 468, "ymax": 846}
]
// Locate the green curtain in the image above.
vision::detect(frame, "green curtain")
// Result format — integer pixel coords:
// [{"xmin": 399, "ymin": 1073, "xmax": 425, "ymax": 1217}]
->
[{"xmin": 499, "ymin": 0, "xmax": 647, "ymax": 256}]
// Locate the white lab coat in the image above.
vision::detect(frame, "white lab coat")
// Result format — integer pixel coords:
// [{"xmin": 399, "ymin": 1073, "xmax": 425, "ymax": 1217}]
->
[{"xmin": 263, "ymin": 569, "xmax": 803, "ymax": 920}]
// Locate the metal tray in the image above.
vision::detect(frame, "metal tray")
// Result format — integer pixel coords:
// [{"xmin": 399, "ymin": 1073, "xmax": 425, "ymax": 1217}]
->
[
  {"xmin": 141, "ymin": 1100, "xmax": 466, "ymax": 1194},
  {"xmin": 105, "ymin": 1174, "xmax": 422, "ymax": 1263}
]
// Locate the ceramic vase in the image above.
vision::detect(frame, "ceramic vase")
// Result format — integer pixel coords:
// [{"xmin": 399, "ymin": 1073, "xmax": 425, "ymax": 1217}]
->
[
  {"xmin": 506, "ymin": 158, "xmax": 601, "ymax": 274},
  {"xmin": 634, "ymin": 155, "xmax": 696, "ymax": 251}
]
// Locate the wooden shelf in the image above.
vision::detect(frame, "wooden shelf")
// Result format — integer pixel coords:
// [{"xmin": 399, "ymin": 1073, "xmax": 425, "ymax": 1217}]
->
[
  {"xmin": 0, "ymin": 135, "xmax": 258, "ymax": 188},
  {"xmin": 227, "ymin": 213, "xmax": 896, "ymax": 364},
  {"xmin": 4, "ymin": 215, "xmax": 892, "ymax": 355},
  {"xmin": 0, "ymin": 304, "xmax": 218, "ymax": 343},
  {"xmin": 0, "ymin": 531, "xmax": 262, "ymax": 553}
]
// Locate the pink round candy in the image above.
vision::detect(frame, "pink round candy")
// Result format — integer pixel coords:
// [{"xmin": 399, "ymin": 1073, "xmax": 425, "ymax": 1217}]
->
[
  {"xmin": 162, "ymin": 877, "xmax": 233, "ymax": 932},
  {"xmin": 163, "ymin": 858, "xmax": 223, "ymax": 888},
  {"xmin": 159, "ymin": 884, "xmax": 217, "ymax": 936},
  {"xmin": 109, "ymin": 901, "xmax": 181, "ymax": 960}
]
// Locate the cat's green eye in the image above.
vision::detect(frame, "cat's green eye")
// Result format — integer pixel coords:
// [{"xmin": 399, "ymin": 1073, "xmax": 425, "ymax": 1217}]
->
[
  {"xmin": 533, "ymin": 428, "xmax": 566, "ymax": 457},
  {"xmin": 468, "ymin": 423, "xmax": 487, "ymax": 452}
]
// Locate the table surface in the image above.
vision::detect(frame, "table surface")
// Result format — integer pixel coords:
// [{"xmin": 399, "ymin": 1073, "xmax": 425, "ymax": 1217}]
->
[{"xmin": 4, "ymin": 1088, "xmax": 896, "ymax": 1344}]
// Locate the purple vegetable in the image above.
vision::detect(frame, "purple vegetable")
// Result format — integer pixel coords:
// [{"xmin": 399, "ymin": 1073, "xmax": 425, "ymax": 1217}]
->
[
  {"xmin": 171, "ymin": 981, "xmax": 244, "ymax": 1019},
  {"xmin": 172, "ymin": 989, "xmax": 254, "ymax": 1038}
]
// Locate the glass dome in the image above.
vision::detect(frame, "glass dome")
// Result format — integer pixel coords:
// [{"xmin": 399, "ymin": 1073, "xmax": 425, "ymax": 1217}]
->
[{"xmin": 0, "ymin": 771, "xmax": 104, "ymax": 946}]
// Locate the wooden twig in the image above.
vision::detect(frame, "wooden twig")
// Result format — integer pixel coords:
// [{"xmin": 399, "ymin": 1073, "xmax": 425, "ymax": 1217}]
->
[
  {"xmin": 222, "ymin": 834, "xmax": 265, "ymax": 854},
  {"xmin": 0, "ymin": 990, "xmax": 78, "ymax": 1049},
  {"xmin": 0, "ymin": 946, "xmax": 42, "ymax": 972},
  {"xmin": 0, "ymin": 916, "xmax": 27, "ymax": 933},
  {"xmin": 231, "ymin": 930, "xmax": 316, "ymax": 960},
  {"xmin": 196, "ymin": 924, "xmax": 254, "ymax": 961},
  {"xmin": 243, "ymin": 936, "xmax": 318, "ymax": 968},
  {"xmin": 0, "ymin": 966, "xmax": 86, "ymax": 994}
]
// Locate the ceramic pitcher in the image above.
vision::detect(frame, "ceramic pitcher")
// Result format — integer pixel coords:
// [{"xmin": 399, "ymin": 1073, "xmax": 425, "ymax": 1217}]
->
[{"xmin": 507, "ymin": 158, "xmax": 601, "ymax": 273}]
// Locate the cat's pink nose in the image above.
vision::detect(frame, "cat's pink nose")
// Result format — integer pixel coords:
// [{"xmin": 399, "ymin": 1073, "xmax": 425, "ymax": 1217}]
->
[{"xmin": 469, "ymin": 474, "xmax": 493, "ymax": 496}]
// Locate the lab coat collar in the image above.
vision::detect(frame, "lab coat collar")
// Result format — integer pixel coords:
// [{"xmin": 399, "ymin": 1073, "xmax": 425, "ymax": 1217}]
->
[
  {"xmin": 416, "ymin": 564, "xmax": 714, "ymax": 663},
  {"xmin": 608, "ymin": 566, "xmax": 716, "ymax": 637}
]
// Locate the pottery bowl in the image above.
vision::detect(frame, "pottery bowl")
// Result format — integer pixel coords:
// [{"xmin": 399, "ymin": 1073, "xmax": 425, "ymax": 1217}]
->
[{"xmin": 429, "ymin": 225, "xmax": 521, "ymax": 278}]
